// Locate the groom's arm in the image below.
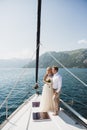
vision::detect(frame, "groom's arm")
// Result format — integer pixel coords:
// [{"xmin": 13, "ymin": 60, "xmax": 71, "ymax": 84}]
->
[
  {"xmin": 53, "ymin": 75, "xmax": 62, "ymax": 94},
  {"xmin": 56, "ymin": 76, "xmax": 62, "ymax": 93}
]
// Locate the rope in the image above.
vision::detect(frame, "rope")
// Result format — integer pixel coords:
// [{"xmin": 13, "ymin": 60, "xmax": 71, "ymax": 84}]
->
[
  {"xmin": 8, "ymin": 91, "xmax": 30, "ymax": 109},
  {"xmin": 0, "ymin": 88, "xmax": 32, "ymax": 119},
  {"xmin": 49, "ymin": 52, "xmax": 87, "ymax": 87},
  {"xmin": 0, "ymin": 70, "xmax": 25, "ymax": 109},
  {"xmin": 61, "ymin": 92, "xmax": 87, "ymax": 108},
  {"xmin": 41, "ymin": 44, "xmax": 87, "ymax": 87},
  {"xmin": 10, "ymin": 90, "xmax": 30, "ymax": 98},
  {"xmin": 0, "ymin": 43, "xmax": 41, "ymax": 110},
  {"xmin": 40, "ymin": 44, "xmax": 87, "ymax": 109}
]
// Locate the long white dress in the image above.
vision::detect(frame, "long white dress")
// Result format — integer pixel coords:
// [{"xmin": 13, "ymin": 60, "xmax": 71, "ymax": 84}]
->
[{"xmin": 40, "ymin": 77, "xmax": 54, "ymax": 112}]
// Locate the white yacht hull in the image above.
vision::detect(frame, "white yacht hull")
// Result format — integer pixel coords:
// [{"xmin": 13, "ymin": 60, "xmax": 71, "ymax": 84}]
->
[{"xmin": 0, "ymin": 94, "xmax": 87, "ymax": 130}]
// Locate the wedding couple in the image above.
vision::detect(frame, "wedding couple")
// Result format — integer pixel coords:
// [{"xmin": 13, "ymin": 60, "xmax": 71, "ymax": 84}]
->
[{"xmin": 40, "ymin": 66, "xmax": 62, "ymax": 116}]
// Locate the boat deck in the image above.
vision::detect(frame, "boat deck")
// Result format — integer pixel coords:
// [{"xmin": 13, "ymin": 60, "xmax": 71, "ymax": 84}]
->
[{"xmin": 0, "ymin": 94, "xmax": 86, "ymax": 130}]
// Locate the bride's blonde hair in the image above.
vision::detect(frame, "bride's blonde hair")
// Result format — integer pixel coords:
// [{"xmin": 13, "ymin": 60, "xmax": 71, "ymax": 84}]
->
[
  {"xmin": 43, "ymin": 67, "xmax": 52, "ymax": 82},
  {"xmin": 46, "ymin": 67, "xmax": 52, "ymax": 71}
]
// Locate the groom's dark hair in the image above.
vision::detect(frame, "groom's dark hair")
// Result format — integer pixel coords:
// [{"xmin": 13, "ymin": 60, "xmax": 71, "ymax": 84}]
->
[{"xmin": 52, "ymin": 66, "xmax": 59, "ymax": 72}]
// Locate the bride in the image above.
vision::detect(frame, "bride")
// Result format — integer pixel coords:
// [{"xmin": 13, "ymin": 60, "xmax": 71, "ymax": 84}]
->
[{"xmin": 40, "ymin": 67, "xmax": 54, "ymax": 112}]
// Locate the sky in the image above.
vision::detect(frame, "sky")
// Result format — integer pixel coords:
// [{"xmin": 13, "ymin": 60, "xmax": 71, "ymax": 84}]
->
[{"xmin": 0, "ymin": 0, "xmax": 87, "ymax": 59}]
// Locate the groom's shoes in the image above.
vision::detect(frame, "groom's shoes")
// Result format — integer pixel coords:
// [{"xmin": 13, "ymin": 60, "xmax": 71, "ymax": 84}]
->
[
  {"xmin": 53, "ymin": 112, "xmax": 58, "ymax": 116},
  {"xmin": 53, "ymin": 113, "xmax": 58, "ymax": 116}
]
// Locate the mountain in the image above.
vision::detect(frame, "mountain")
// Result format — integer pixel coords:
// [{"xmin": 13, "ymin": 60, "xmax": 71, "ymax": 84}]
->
[
  {"xmin": 25, "ymin": 48, "xmax": 87, "ymax": 68},
  {"xmin": 0, "ymin": 58, "xmax": 30, "ymax": 68}
]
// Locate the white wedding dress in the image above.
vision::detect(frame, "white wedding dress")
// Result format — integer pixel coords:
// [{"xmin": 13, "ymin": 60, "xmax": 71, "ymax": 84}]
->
[{"xmin": 40, "ymin": 76, "xmax": 54, "ymax": 112}]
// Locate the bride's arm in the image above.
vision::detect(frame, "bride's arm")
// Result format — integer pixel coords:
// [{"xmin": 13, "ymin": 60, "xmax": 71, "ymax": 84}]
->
[{"xmin": 43, "ymin": 74, "xmax": 48, "ymax": 83}]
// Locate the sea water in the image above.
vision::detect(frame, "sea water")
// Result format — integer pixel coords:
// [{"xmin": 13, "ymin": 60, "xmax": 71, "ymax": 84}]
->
[{"xmin": 0, "ymin": 68, "xmax": 87, "ymax": 124}]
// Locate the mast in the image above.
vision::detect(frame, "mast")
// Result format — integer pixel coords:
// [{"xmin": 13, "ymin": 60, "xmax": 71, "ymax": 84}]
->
[{"xmin": 35, "ymin": 0, "xmax": 42, "ymax": 85}]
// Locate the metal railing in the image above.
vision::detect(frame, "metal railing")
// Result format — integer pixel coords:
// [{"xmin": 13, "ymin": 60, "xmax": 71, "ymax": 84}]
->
[
  {"xmin": 60, "ymin": 99, "xmax": 87, "ymax": 128},
  {"xmin": 0, "ymin": 43, "xmax": 40, "ymax": 124},
  {"xmin": 0, "ymin": 44, "xmax": 87, "ymax": 125}
]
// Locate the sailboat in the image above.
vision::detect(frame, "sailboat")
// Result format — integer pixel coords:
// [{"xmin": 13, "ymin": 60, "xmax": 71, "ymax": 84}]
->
[{"xmin": 0, "ymin": 0, "xmax": 87, "ymax": 130}]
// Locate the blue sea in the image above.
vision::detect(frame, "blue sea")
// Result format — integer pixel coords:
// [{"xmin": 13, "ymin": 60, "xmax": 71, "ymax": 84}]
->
[{"xmin": 0, "ymin": 68, "xmax": 87, "ymax": 124}]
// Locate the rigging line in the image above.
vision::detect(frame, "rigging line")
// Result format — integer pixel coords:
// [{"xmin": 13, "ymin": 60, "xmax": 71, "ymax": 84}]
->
[
  {"xmin": 61, "ymin": 92, "xmax": 87, "ymax": 107},
  {"xmin": 25, "ymin": 43, "xmax": 42, "ymax": 67},
  {"xmin": 41, "ymin": 44, "xmax": 87, "ymax": 87},
  {"xmin": 10, "ymin": 90, "xmax": 30, "ymax": 98},
  {"xmin": 7, "ymin": 92, "xmax": 30, "ymax": 110},
  {"xmin": 0, "ymin": 43, "xmax": 41, "ymax": 91},
  {"xmin": 0, "ymin": 43, "xmax": 41, "ymax": 109},
  {"xmin": 0, "ymin": 70, "xmax": 27, "ymax": 109}
]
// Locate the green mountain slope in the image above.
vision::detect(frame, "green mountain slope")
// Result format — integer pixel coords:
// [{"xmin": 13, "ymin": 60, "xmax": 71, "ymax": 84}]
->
[{"xmin": 25, "ymin": 48, "xmax": 87, "ymax": 68}]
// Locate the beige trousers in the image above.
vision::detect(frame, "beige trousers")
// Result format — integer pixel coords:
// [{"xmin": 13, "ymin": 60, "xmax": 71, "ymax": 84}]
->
[{"xmin": 52, "ymin": 91, "xmax": 60, "ymax": 114}]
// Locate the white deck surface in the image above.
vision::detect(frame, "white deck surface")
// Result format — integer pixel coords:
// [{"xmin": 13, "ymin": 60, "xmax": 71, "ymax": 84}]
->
[{"xmin": 0, "ymin": 94, "xmax": 86, "ymax": 130}]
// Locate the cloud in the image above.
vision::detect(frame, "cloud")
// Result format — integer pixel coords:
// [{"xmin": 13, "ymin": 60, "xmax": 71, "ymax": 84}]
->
[{"xmin": 78, "ymin": 39, "xmax": 87, "ymax": 44}]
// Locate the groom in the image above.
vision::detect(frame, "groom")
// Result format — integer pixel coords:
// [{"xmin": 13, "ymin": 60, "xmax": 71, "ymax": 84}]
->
[{"xmin": 52, "ymin": 66, "xmax": 62, "ymax": 115}]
